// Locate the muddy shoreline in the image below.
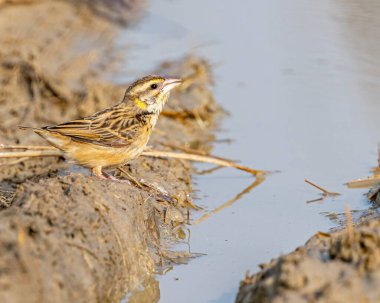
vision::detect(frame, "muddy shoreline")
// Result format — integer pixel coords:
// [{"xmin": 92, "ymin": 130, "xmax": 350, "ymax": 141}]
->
[
  {"xmin": 0, "ymin": 1, "xmax": 220, "ymax": 303},
  {"xmin": 236, "ymin": 192, "xmax": 380, "ymax": 303}
]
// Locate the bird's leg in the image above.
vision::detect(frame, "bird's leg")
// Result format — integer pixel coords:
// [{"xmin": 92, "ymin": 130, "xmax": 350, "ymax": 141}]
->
[
  {"xmin": 92, "ymin": 166, "xmax": 131, "ymax": 183},
  {"xmin": 92, "ymin": 166, "xmax": 107, "ymax": 179},
  {"xmin": 102, "ymin": 171, "xmax": 131, "ymax": 183}
]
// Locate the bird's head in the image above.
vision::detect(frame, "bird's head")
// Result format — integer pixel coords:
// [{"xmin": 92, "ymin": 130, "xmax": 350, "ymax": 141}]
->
[{"xmin": 124, "ymin": 75, "xmax": 182, "ymax": 113}]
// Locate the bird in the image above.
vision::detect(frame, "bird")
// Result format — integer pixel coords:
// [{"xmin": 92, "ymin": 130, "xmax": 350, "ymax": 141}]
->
[{"xmin": 20, "ymin": 75, "xmax": 182, "ymax": 180}]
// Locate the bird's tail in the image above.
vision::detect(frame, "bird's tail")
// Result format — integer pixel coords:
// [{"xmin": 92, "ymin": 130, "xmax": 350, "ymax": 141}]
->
[
  {"xmin": 19, "ymin": 125, "xmax": 39, "ymax": 131},
  {"xmin": 18, "ymin": 126, "xmax": 66, "ymax": 150},
  {"xmin": 19, "ymin": 126, "xmax": 47, "ymax": 139}
]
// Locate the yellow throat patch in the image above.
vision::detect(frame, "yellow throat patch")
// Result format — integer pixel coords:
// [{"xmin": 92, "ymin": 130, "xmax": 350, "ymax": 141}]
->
[{"xmin": 134, "ymin": 98, "xmax": 147, "ymax": 110}]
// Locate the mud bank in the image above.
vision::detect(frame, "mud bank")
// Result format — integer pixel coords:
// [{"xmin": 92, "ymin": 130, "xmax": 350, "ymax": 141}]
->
[
  {"xmin": 236, "ymin": 180, "xmax": 380, "ymax": 303},
  {"xmin": 0, "ymin": 1, "xmax": 219, "ymax": 303},
  {"xmin": 236, "ymin": 209, "xmax": 380, "ymax": 303}
]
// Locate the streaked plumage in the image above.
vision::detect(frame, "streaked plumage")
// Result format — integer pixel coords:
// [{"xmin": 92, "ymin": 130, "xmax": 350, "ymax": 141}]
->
[{"xmin": 20, "ymin": 75, "xmax": 182, "ymax": 179}]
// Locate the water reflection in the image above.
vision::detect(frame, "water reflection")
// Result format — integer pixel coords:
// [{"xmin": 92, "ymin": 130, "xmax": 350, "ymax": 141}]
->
[
  {"xmin": 121, "ymin": 277, "xmax": 160, "ymax": 303},
  {"xmin": 193, "ymin": 174, "xmax": 266, "ymax": 225}
]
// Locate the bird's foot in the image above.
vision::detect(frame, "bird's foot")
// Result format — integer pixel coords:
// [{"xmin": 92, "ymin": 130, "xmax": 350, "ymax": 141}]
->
[
  {"xmin": 102, "ymin": 172, "xmax": 131, "ymax": 184},
  {"xmin": 92, "ymin": 166, "xmax": 130, "ymax": 184}
]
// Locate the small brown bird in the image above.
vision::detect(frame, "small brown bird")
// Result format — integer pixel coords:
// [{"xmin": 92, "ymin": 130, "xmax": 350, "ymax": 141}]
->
[{"xmin": 20, "ymin": 75, "xmax": 182, "ymax": 180}]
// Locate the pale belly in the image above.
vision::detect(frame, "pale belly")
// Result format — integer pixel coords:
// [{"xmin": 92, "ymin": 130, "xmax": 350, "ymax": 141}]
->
[{"xmin": 66, "ymin": 142, "xmax": 146, "ymax": 168}]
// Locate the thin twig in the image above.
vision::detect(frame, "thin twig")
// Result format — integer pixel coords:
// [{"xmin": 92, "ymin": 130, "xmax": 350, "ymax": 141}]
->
[
  {"xmin": 117, "ymin": 167, "xmax": 182, "ymax": 205},
  {"xmin": 0, "ymin": 150, "xmax": 63, "ymax": 158},
  {"xmin": 304, "ymin": 179, "xmax": 340, "ymax": 196},
  {"xmin": 0, "ymin": 145, "xmax": 265, "ymax": 176},
  {"xmin": 345, "ymin": 205, "xmax": 353, "ymax": 244},
  {"xmin": 306, "ymin": 197, "xmax": 325, "ymax": 204},
  {"xmin": 142, "ymin": 150, "xmax": 264, "ymax": 176},
  {"xmin": 346, "ymin": 176, "xmax": 380, "ymax": 189},
  {"xmin": 347, "ymin": 145, "xmax": 380, "ymax": 185},
  {"xmin": 117, "ymin": 166, "xmax": 143, "ymax": 188},
  {"xmin": 316, "ymin": 231, "xmax": 331, "ymax": 238},
  {"xmin": 0, "ymin": 144, "xmax": 56, "ymax": 150}
]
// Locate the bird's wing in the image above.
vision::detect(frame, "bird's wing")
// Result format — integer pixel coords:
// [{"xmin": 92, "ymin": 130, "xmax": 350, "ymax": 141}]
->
[{"xmin": 44, "ymin": 105, "xmax": 140, "ymax": 147}]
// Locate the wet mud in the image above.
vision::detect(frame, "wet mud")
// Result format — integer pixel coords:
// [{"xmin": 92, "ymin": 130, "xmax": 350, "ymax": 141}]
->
[
  {"xmin": 236, "ymin": 207, "xmax": 380, "ymax": 303},
  {"xmin": 0, "ymin": 1, "xmax": 220, "ymax": 303}
]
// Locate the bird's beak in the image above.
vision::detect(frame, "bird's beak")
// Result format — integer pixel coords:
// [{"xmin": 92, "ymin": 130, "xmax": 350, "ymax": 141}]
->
[{"xmin": 162, "ymin": 78, "xmax": 182, "ymax": 94}]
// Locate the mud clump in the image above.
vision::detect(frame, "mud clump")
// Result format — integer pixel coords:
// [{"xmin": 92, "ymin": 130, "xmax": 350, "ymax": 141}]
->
[
  {"xmin": 236, "ymin": 219, "xmax": 380, "ymax": 303},
  {"xmin": 0, "ymin": 176, "xmax": 156, "ymax": 303},
  {"xmin": 0, "ymin": 1, "xmax": 221, "ymax": 303}
]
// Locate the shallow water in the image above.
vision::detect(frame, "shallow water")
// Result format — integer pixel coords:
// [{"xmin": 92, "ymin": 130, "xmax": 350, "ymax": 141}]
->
[{"xmin": 120, "ymin": 0, "xmax": 380, "ymax": 302}]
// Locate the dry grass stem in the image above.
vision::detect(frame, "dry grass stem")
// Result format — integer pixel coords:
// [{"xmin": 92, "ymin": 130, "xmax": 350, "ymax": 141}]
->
[
  {"xmin": 142, "ymin": 150, "xmax": 264, "ymax": 176},
  {"xmin": 0, "ymin": 144, "xmax": 57, "ymax": 150},
  {"xmin": 346, "ymin": 176, "xmax": 380, "ymax": 189},
  {"xmin": 345, "ymin": 205, "xmax": 353, "ymax": 244},
  {"xmin": 0, "ymin": 145, "xmax": 265, "ymax": 176},
  {"xmin": 304, "ymin": 179, "xmax": 340, "ymax": 197},
  {"xmin": 347, "ymin": 145, "xmax": 380, "ymax": 187},
  {"xmin": 0, "ymin": 150, "xmax": 64, "ymax": 158},
  {"xmin": 316, "ymin": 231, "xmax": 331, "ymax": 238},
  {"xmin": 117, "ymin": 166, "xmax": 143, "ymax": 188}
]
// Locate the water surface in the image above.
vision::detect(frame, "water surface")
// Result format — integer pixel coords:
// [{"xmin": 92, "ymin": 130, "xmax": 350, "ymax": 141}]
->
[{"xmin": 120, "ymin": 1, "xmax": 380, "ymax": 302}]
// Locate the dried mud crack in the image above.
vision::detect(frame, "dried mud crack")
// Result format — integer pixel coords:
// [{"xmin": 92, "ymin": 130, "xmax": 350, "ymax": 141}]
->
[{"xmin": 0, "ymin": 1, "xmax": 221, "ymax": 303}]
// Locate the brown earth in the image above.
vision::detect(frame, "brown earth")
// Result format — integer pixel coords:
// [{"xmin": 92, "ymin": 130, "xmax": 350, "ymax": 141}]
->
[{"xmin": 0, "ymin": 1, "xmax": 220, "ymax": 303}]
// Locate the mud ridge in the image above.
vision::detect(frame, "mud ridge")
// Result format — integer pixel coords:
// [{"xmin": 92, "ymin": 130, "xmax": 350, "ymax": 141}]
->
[
  {"xmin": 0, "ymin": 1, "xmax": 221, "ymax": 302},
  {"xmin": 236, "ymin": 215, "xmax": 380, "ymax": 303}
]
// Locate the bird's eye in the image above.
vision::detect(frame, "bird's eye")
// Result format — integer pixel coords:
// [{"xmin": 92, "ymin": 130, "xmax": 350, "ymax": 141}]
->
[{"xmin": 150, "ymin": 83, "xmax": 158, "ymax": 89}]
